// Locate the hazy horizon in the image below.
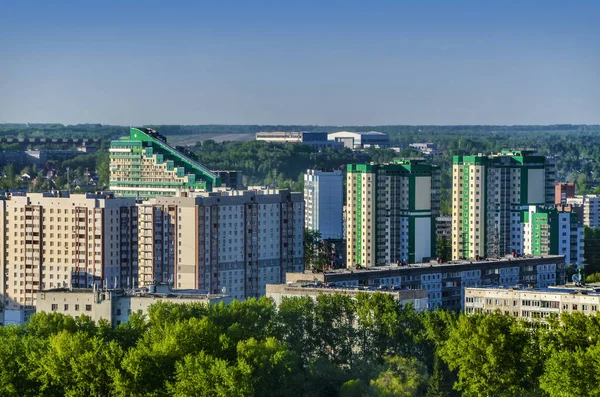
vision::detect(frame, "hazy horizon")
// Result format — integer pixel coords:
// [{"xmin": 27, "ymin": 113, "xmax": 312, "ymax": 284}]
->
[
  {"xmin": 1, "ymin": 1, "xmax": 599, "ymax": 126},
  {"xmin": 3, "ymin": 122, "xmax": 600, "ymax": 128}
]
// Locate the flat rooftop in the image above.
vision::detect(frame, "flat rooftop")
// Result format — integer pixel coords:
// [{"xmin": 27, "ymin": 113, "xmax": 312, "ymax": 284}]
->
[
  {"xmin": 326, "ymin": 255, "xmax": 564, "ymax": 274},
  {"xmin": 267, "ymin": 283, "xmax": 427, "ymax": 300},
  {"xmin": 467, "ymin": 283, "xmax": 600, "ymax": 296},
  {"xmin": 286, "ymin": 255, "xmax": 566, "ymax": 284},
  {"xmin": 42, "ymin": 287, "xmax": 228, "ymax": 300}
]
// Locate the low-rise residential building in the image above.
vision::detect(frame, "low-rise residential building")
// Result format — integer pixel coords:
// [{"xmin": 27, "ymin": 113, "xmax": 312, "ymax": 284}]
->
[
  {"xmin": 286, "ymin": 255, "xmax": 566, "ymax": 311},
  {"xmin": 464, "ymin": 284, "xmax": 600, "ymax": 320},
  {"xmin": 35, "ymin": 284, "xmax": 231, "ymax": 326},
  {"xmin": 266, "ymin": 283, "xmax": 428, "ymax": 311}
]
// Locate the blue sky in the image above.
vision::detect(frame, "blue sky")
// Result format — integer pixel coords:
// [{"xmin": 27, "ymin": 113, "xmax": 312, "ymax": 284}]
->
[{"xmin": 1, "ymin": 1, "xmax": 599, "ymax": 125}]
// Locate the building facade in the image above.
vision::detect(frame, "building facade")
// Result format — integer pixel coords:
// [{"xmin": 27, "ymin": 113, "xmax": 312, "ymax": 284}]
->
[
  {"xmin": 304, "ymin": 169, "xmax": 344, "ymax": 240},
  {"xmin": 35, "ymin": 285, "xmax": 231, "ymax": 326},
  {"xmin": 255, "ymin": 132, "xmax": 342, "ymax": 149},
  {"xmin": 137, "ymin": 188, "xmax": 304, "ymax": 300},
  {"xmin": 523, "ymin": 206, "xmax": 584, "ymax": 266},
  {"xmin": 110, "ymin": 127, "xmax": 221, "ymax": 198},
  {"xmin": 436, "ymin": 216, "xmax": 452, "ymax": 260},
  {"xmin": 452, "ymin": 151, "xmax": 555, "ymax": 260},
  {"xmin": 408, "ymin": 143, "xmax": 443, "ymax": 158},
  {"xmin": 266, "ymin": 283, "xmax": 428, "ymax": 311},
  {"xmin": 213, "ymin": 170, "xmax": 243, "ymax": 190},
  {"xmin": 287, "ymin": 255, "xmax": 566, "ymax": 311},
  {"xmin": 465, "ymin": 285, "xmax": 600, "ymax": 320},
  {"xmin": 346, "ymin": 160, "xmax": 440, "ymax": 267},
  {"xmin": 555, "ymin": 182, "xmax": 576, "ymax": 205},
  {"xmin": 566, "ymin": 195, "xmax": 600, "ymax": 228},
  {"xmin": 0, "ymin": 192, "xmax": 138, "ymax": 324},
  {"xmin": 327, "ymin": 131, "xmax": 390, "ymax": 149}
]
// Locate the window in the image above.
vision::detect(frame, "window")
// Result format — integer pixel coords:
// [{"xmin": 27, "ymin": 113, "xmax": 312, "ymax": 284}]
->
[
  {"xmin": 64, "ymin": 304, "xmax": 69, "ymax": 311},
  {"xmin": 85, "ymin": 304, "xmax": 92, "ymax": 311},
  {"xmin": 51, "ymin": 304, "xmax": 58, "ymax": 311},
  {"xmin": 75, "ymin": 304, "xmax": 80, "ymax": 311}
]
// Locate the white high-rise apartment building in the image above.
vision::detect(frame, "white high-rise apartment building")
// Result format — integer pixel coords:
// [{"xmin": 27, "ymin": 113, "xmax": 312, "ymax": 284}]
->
[
  {"xmin": 0, "ymin": 192, "xmax": 138, "ymax": 324},
  {"xmin": 304, "ymin": 169, "xmax": 343, "ymax": 240}
]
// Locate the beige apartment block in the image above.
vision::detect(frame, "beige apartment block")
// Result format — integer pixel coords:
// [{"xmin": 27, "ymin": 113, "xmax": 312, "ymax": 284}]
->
[
  {"xmin": 566, "ymin": 195, "xmax": 600, "ymax": 228},
  {"xmin": 0, "ymin": 192, "xmax": 137, "ymax": 324},
  {"xmin": 137, "ymin": 188, "xmax": 304, "ymax": 301},
  {"xmin": 465, "ymin": 285, "xmax": 600, "ymax": 321}
]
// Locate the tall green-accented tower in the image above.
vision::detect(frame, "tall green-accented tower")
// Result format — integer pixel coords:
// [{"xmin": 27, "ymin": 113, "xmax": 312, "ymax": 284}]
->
[
  {"xmin": 109, "ymin": 128, "xmax": 220, "ymax": 198},
  {"xmin": 346, "ymin": 159, "xmax": 440, "ymax": 268},
  {"xmin": 452, "ymin": 150, "xmax": 555, "ymax": 260}
]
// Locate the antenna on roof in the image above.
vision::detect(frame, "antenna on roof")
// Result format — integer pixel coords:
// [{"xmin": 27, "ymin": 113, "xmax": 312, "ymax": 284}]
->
[{"xmin": 572, "ymin": 268, "xmax": 582, "ymax": 286}]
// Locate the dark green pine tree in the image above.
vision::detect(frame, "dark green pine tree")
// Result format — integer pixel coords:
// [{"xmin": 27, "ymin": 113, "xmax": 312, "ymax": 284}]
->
[{"xmin": 426, "ymin": 353, "xmax": 455, "ymax": 397}]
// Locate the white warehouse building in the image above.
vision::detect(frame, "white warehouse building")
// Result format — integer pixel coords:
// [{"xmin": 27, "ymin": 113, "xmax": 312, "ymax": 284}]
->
[{"xmin": 327, "ymin": 131, "xmax": 390, "ymax": 149}]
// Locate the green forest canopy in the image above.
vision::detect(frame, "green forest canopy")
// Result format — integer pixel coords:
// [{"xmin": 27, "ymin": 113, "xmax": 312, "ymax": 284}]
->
[
  {"xmin": 4, "ymin": 123, "xmax": 600, "ymax": 209},
  {"xmin": 1, "ymin": 294, "xmax": 600, "ymax": 397}
]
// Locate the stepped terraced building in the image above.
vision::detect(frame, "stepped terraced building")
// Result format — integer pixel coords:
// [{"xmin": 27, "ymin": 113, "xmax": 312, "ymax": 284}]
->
[{"xmin": 109, "ymin": 127, "xmax": 221, "ymax": 198}]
